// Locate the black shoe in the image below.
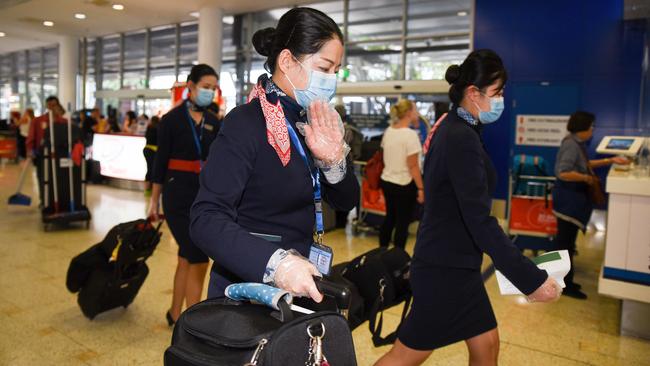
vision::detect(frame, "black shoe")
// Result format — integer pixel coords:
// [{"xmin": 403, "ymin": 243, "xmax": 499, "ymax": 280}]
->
[
  {"xmin": 563, "ymin": 286, "xmax": 587, "ymax": 300},
  {"xmin": 166, "ymin": 311, "xmax": 175, "ymax": 327},
  {"xmin": 566, "ymin": 282, "xmax": 582, "ymax": 290}
]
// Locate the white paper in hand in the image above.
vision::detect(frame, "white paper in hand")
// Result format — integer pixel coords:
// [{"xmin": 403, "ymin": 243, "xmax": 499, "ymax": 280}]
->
[{"xmin": 496, "ymin": 250, "xmax": 570, "ymax": 295}]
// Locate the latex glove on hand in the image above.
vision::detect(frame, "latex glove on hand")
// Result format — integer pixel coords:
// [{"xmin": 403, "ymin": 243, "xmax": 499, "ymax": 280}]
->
[
  {"xmin": 301, "ymin": 100, "xmax": 346, "ymax": 166},
  {"xmin": 274, "ymin": 253, "xmax": 323, "ymax": 303},
  {"xmin": 527, "ymin": 276, "xmax": 562, "ymax": 303}
]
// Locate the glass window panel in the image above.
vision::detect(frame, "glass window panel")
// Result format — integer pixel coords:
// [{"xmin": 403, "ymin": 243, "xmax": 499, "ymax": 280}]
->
[
  {"xmin": 407, "ymin": 0, "xmax": 471, "ymax": 36},
  {"xmin": 346, "ymin": 41, "xmax": 402, "ymax": 81},
  {"xmin": 86, "ymin": 39, "xmax": 96, "ymax": 75},
  {"xmin": 149, "ymin": 67, "xmax": 177, "ymax": 89},
  {"xmin": 43, "ymin": 77, "xmax": 57, "ymax": 99},
  {"xmin": 348, "ymin": 0, "xmax": 403, "ymax": 42},
  {"xmin": 43, "ymin": 46, "xmax": 58, "ymax": 77},
  {"xmin": 179, "ymin": 22, "xmax": 198, "ymax": 68},
  {"xmin": 28, "ymin": 49, "xmax": 42, "ymax": 75},
  {"xmin": 405, "ymin": 38, "xmax": 470, "ymax": 80},
  {"xmin": 102, "ymin": 72, "xmax": 120, "ymax": 91},
  {"xmin": 101, "ymin": 35, "xmax": 121, "ymax": 75},
  {"xmin": 150, "ymin": 25, "xmax": 177, "ymax": 72},
  {"xmin": 123, "ymin": 31, "xmax": 146, "ymax": 89}
]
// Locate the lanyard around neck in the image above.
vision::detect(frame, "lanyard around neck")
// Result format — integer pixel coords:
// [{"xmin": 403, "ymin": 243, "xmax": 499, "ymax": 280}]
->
[
  {"xmin": 285, "ymin": 119, "xmax": 324, "ymax": 243},
  {"xmin": 185, "ymin": 102, "xmax": 204, "ymax": 164}
]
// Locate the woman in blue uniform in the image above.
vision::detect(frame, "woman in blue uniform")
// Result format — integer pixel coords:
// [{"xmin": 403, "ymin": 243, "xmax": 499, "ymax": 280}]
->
[
  {"xmin": 190, "ymin": 7, "xmax": 359, "ymax": 302},
  {"xmin": 375, "ymin": 50, "xmax": 562, "ymax": 366},
  {"xmin": 148, "ymin": 64, "xmax": 221, "ymax": 325}
]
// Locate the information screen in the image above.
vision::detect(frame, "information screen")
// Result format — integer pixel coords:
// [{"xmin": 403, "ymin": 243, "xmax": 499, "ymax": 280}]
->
[{"xmin": 606, "ymin": 138, "xmax": 635, "ymax": 150}]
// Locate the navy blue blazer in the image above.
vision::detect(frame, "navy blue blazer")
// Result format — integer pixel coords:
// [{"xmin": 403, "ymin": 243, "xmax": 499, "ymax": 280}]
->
[
  {"xmin": 414, "ymin": 108, "xmax": 547, "ymax": 295},
  {"xmin": 190, "ymin": 93, "xmax": 359, "ymax": 297}
]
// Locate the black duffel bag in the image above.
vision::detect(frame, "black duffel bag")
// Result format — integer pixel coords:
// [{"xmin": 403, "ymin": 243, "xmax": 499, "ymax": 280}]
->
[
  {"xmin": 165, "ymin": 280, "xmax": 356, "ymax": 366},
  {"xmin": 340, "ymin": 246, "xmax": 412, "ymax": 347},
  {"xmin": 98, "ymin": 218, "xmax": 163, "ymax": 265}
]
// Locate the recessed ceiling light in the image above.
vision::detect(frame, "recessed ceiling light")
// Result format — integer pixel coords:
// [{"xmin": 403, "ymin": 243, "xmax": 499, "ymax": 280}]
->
[
  {"xmin": 189, "ymin": 11, "xmax": 199, "ymax": 18},
  {"xmin": 43, "ymin": 20, "xmax": 54, "ymax": 27},
  {"xmin": 74, "ymin": 13, "xmax": 86, "ymax": 20},
  {"xmin": 457, "ymin": 11, "xmax": 468, "ymax": 16},
  {"xmin": 0, "ymin": 32, "xmax": 5, "ymax": 37},
  {"xmin": 223, "ymin": 16, "xmax": 234, "ymax": 25},
  {"xmin": 112, "ymin": 4, "xmax": 124, "ymax": 11}
]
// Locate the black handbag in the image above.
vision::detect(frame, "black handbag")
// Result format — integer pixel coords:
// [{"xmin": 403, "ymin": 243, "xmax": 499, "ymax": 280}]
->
[
  {"xmin": 164, "ymin": 279, "xmax": 356, "ymax": 366},
  {"xmin": 340, "ymin": 247, "xmax": 412, "ymax": 347}
]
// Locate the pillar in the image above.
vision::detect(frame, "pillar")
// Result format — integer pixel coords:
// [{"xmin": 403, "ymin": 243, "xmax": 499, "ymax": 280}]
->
[
  {"xmin": 198, "ymin": 6, "xmax": 223, "ymax": 73},
  {"xmin": 58, "ymin": 36, "xmax": 79, "ymax": 114}
]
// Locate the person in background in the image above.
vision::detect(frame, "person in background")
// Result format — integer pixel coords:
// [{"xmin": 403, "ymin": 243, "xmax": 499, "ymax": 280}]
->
[
  {"xmin": 190, "ymin": 7, "xmax": 358, "ymax": 302},
  {"xmin": 334, "ymin": 103, "xmax": 362, "ymax": 228},
  {"xmin": 107, "ymin": 114, "xmax": 121, "ymax": 134},
  {"xmin": 143, "ymin": 116, "xmax": 160, "ymax": 197},
  {"xmin": 375, "ymin": 49, "xmax": 562, "ymax": 366},
  {"xmin": 17, "ymin": 110, "xmax": 33, "ymax": 159},
  {"xmin": 413, "ymin": 113, "xmax": 430, "ymax": 145},
  {"xmin": 91, "ymin": 108, "xmax": 108, "ymax": 134},
  {"xmin": 135, "ymin": 114, "xmax": 149, "ymax": 136},
  {"xmin": 148, "ymin": 64, "xmax": 221, "ymax": 326},
  {"xmin": 552, "ymin": 111, "xmax": 629, "ymax": 300},
  {"xmin": 122, "ymin": 111, "xmax": 137, "ymax": 134},
  {"xmin": 379, "ymin": 99, "xmax": 424, "ymax": 249},
  {"xmin": 79, "ymin": 110, "xmax": 96, "ymax": 146}
]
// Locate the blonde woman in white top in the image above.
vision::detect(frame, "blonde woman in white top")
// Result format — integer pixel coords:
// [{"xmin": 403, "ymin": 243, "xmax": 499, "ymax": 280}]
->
[{"xmin": 379, "ymin": 99, "xmax": 424, "ymax": 249}]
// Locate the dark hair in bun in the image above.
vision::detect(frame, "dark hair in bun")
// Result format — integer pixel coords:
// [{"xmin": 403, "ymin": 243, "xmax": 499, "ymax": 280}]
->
[
  {"xmin": 445, "ymin": 49, "xmax": 507, "ymax": 105},
  {"xmin": 252, "ymin": 27, "xmax": 276, "ymax": 57},
  {"xmin": 187, "ymin": 63, "xmax": 218, "ymax": 84},
  {"xmin": 251, "ymin": 7, "xmax": 344, "ymax": 74}
]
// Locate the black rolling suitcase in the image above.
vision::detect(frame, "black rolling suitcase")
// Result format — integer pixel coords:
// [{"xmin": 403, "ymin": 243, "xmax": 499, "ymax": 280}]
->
[
  {"xmin": 66, "ymin": 218, "xmax": 163, "ymax": 319},
  {"xmin": 165, "ymin": 279, "xmax": 357, "ymax": 366}
]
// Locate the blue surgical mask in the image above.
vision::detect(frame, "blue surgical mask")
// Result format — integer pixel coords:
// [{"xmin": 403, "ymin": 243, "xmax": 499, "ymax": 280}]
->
[
  {"xmin": 474, "ymin": 96, "xmax": 504, "ymax": 124},
  {"xmin": 285, "ymin": 58, "xmax": 337, "ymax": 109},
  {"xmin": 195, "ymin": 88, "xmax": 215, "ymax": 107}
]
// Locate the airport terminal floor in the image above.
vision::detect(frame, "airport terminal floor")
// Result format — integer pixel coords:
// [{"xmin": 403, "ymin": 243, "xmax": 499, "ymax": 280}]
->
[{"xmin": 1, "ymin": 163, "xmax": 649, "ymax": 366}]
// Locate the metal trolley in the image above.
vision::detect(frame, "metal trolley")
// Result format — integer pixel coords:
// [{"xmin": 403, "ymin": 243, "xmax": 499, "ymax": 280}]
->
[
  {"xmin": 350, "ymin": 160, "xmax": 386, "ymax": 235},
  {"xmin": 506, "ymin": 155, "xmax": 558, "ymax": 254}
]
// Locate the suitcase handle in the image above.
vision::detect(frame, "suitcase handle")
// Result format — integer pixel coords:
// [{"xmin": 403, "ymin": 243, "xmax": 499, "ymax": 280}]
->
[{"xmin": 314, "ymin": 276, "xmax": 351, "ymax": 313}]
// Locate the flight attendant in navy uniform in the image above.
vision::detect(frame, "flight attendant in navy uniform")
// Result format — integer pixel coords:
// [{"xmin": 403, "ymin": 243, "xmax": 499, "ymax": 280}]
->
[
  {"xmin": 148, "ymin": 64, "xmax": 221, "ymax": 326},
  {"xmin": 190, "ymin": 7, "xmax": 359, "ymax": 302}
]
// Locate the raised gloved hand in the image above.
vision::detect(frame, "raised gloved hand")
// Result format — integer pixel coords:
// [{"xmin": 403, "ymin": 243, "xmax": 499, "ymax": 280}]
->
[
  {"xmin": 527, "ymin": 276, "xmax": 562, "ymax": 303},
  {"xmin": 274, "ymin": 252, "xmax": 323, "ymax": 303},
  {"xmin": 299, "ymin": 99, "xmax": 347, "ymax": 167}
]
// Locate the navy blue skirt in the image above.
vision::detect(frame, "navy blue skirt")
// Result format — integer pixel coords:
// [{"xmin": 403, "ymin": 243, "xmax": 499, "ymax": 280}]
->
[{"xmin": 398, "ymin": 264, "xmax": 497, "ymax": 350}]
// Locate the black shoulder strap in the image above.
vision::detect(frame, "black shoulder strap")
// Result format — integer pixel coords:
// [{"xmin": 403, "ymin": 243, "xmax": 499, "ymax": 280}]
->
[{"xmin": 368, "ymin": 292, "xmax": 412, "ymax": 347}]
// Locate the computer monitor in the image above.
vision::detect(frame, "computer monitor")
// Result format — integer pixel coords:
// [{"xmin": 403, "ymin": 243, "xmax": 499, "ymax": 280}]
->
[{"xmin": 596, "ymin": 136, "xmax": 646, "ymax": 156}]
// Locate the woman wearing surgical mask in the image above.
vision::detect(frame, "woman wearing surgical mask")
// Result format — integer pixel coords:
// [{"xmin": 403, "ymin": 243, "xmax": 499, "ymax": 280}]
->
[
  {"xmin": 375, "ymin": 50, "xmax": 562, "ymax": 366},
  {"xmin": 148, "ymin": 64, "xmax": 221, "ymax": 326},
  {"xmin": 190, "ymin": 7, "xmax": 359, "ymax": 302}
]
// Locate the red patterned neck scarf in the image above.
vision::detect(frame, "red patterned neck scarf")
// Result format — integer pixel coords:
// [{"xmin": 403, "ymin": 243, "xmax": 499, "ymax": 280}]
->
[
  {"xmin": 422, "ymin": 112, "xmax": 448, "ymax": 155},
  {"xmin": 248, "ymin": 78, "xmax": 291, "ymax": 166}
]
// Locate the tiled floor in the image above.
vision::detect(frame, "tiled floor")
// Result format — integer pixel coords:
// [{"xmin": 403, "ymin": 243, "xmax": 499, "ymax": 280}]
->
[{"xmin": 1, "ymin": 160, "xmax": 649, "ymax": 365}]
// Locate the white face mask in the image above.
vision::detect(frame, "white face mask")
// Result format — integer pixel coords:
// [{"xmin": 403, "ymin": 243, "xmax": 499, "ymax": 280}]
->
[{"xmin": 285, "ymin": 56, "xmax": 337, "ymax": 108}]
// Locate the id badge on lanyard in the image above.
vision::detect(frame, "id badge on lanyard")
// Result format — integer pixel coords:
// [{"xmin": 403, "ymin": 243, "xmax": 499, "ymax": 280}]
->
[
  {"xmin": 286, "ymin": 120, "xmax": 333, "ymax": 275},
  {"xmin": 186, "ymin": 102, "xmax": 204, "ymax": 168}
]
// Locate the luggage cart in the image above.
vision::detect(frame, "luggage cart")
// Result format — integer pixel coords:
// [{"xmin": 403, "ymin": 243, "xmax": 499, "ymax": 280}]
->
[
  {"xmin": 506, "ymin": 155, "xmax": 558, "ymax": 254},
  {"xmin": 41, "ymin": 114, "xmax": 91, "ymax": 231},
  {"xmin": 0, "ymin": 130, "xmax": 18, "ymax": 161},
  {"xmin": 351, "ymin": 160, "xmax": 386, "ymax": 235}
]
